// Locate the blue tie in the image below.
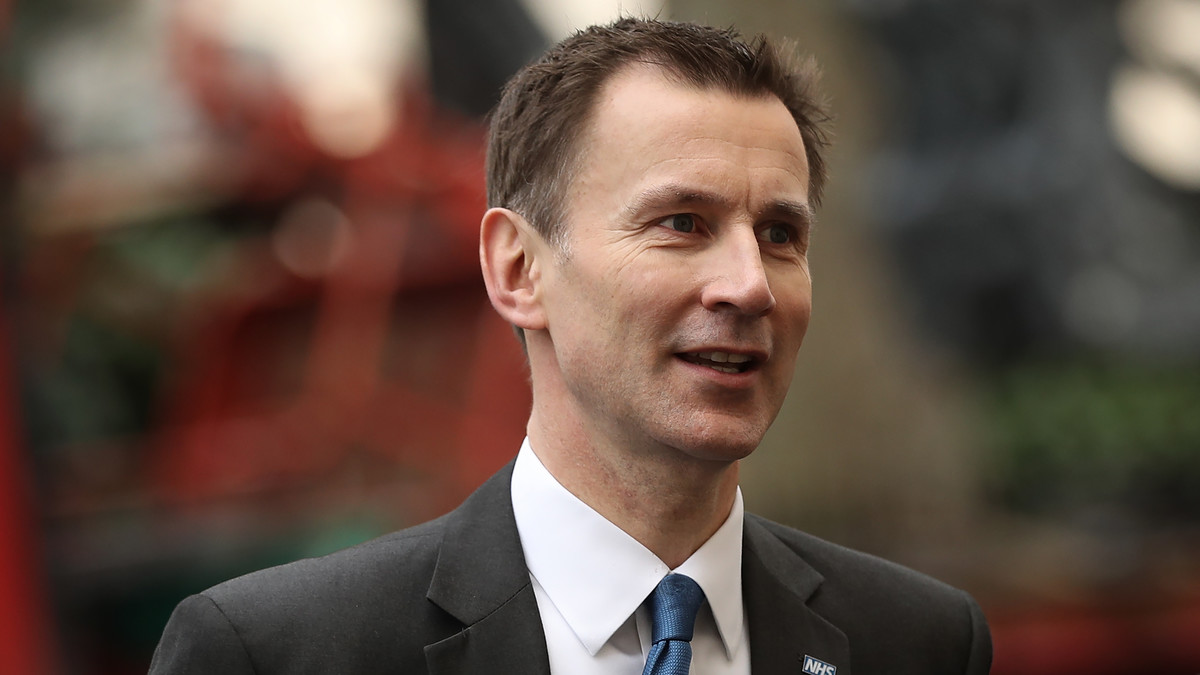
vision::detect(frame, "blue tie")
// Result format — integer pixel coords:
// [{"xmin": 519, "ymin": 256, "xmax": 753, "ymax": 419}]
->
[{"xmin": 641, "ymin": 574, "xmax": 706, "ymax": 675}]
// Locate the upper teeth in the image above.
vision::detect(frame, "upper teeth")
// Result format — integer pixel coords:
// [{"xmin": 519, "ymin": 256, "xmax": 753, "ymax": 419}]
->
[{"xmin": 698, "ymin": 351, "xmax": 752, "ymax": 364}]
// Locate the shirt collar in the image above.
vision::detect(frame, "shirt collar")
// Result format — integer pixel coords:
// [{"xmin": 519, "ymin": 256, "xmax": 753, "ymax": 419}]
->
[{"xmin": 511, "ymin": 438, "xmax": 745, "ymax": 658}]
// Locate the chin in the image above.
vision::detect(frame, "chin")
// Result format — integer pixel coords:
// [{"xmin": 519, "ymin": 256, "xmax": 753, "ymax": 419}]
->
[
  {"xmin": 668, "ymin": 427, "xmax": 765, "ymax": 463},
  {"xmin": 688, "ymin": 408, "xmax": 778, "ymax": 457}
]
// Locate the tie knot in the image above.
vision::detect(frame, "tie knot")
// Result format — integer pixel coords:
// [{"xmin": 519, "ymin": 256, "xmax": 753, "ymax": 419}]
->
[{"xmin": 648, "ymin": 574, "xmax": 705, "ymax": 643}]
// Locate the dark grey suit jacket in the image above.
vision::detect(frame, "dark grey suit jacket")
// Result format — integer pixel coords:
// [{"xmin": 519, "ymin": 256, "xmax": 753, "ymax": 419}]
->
[{"xmin": 150, "ymin": 463, "xmax": 991, "ymax": 674}]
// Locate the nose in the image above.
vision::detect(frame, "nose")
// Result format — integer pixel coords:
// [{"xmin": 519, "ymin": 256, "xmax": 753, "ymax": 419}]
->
[{"xmin": 700, "ymin": 229, "xmax": 776, "ymax": 316}]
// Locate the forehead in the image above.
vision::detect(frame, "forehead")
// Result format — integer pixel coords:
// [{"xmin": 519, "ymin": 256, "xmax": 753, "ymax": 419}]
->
[{"xmin": 571, "ymin": 65, "xmax": 811, "ymax": 217}]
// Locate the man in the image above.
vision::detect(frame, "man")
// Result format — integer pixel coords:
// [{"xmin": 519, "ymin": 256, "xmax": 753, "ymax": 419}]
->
[{"xmin": 150, "ymin": 18, "xmax": 992, "ymax": 675}]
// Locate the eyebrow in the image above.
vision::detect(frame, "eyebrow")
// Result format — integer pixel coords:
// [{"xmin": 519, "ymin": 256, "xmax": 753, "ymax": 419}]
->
[{"xmin": 623, "ymin": 183, "xmax": 816, "ymax": 230}]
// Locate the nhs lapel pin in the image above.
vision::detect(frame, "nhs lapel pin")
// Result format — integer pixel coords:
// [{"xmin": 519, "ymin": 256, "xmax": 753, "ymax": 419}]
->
[{"xmin": 801, "ymin": 654, "xmax": 836, "ymax": 675}]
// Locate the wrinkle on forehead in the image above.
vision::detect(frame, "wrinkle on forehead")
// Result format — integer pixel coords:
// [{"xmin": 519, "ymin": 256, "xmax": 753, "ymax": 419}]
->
[
  {"xmin": 586, "ymin": 65, "xmax": 808, "ymax": 162},
  {"xmin": 567, "ymin": 65, "xmax": 812, "ymax": 234}
]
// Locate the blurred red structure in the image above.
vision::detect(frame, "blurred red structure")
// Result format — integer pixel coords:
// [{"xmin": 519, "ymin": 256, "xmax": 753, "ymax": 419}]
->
[
  {"xmin": 0, "ymin": 270, "xmax": 59, "ymax": 675},
  {"xmin": 148, "ymin": 4, "xmax": 531, "ymax": 514},
  {"xmin": 1, "ymin": 2, "xmax": 57, "ymax": 670},
  {"xmin": 990, "ymin": 598, "xmax": 1200, "ymax": 674}
]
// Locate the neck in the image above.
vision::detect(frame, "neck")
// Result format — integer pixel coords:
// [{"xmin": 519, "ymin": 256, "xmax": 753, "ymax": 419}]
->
[{"xmin": 526, "ymin": 407, "xmax": 740, "ymax": 570}]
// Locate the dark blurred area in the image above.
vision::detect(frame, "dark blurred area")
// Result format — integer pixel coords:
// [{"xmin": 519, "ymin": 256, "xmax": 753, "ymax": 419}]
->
[
  {"xmin": 840, "ymin": 2, "xmax": 1200, "ymax": 671},
  {"xmin": 849, "ymin": 0, "xmax": 1200, "ymax": 517},
  {"xmin": 1, "ymin": 0, "xmax": 1198, "ymax": 673}
]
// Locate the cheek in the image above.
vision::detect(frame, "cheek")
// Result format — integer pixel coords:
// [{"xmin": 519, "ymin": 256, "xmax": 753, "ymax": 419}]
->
[
  {"xmin": 550, "ymin": 276, "xmax": 638, "ymax": 355},
  {"xmin": 773, "ymin": 277, "xmax": 813, "ymax": 333},
  {"xmin": 793, "ymin": 296, "xmax": 813, "ymax": 334},
  {"xmin": 605, "ymin": 265, "xmax": 680, "ymax": 320}
]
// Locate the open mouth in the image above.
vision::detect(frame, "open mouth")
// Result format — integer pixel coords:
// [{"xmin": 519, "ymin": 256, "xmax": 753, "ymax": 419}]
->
[{"xmin": 677, "ymin": 351, "xmax": 757, "ymax": 374}]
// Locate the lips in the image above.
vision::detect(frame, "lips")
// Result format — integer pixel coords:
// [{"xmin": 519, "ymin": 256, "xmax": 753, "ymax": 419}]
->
[{"xmin": 678, "ymin": 351, "xmax": 757, "ymax": 374}]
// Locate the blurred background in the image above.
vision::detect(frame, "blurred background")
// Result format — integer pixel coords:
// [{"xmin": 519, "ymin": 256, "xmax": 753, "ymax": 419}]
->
[{"xmin": 2, "ymin": 0, "xmax": 1199, "ymax": 672}]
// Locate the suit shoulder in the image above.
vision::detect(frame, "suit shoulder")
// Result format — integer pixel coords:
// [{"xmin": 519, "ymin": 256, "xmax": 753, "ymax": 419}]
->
[
  {"xmin": 153, "ymin": 466, "xmax": 523, "ymax": 673},
  {"xmin": 746, "ymin": 513, "xmax": 991, "ymax": 673},
  {"xmin": 205, "ymin": 514, "xmax": 448, "ymax": 610},
  {"xmin": 162, "ymin": 515, "xmax": 460, "ymax": 672}
]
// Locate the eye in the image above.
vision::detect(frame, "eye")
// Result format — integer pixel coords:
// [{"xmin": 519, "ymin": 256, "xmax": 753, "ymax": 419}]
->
[
  {"xmin": 662, "ymin": 213, "xmax": 696, "ymax": 233},
  {"xmin": 759, "ymin": 223, "xmax": 792, "ymax": 244}
]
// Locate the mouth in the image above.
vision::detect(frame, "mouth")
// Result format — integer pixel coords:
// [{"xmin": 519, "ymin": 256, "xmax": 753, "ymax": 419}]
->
[{"xmin": 677, "ymin": 351, "xmax": 759, "ymax": 374}]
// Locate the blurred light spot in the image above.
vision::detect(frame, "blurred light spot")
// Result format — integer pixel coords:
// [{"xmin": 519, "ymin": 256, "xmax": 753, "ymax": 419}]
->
[
  {"xmin": 296, "ymin": 69, "xmax": 395, "ymax": 158},
  {"xmin": 273, "ymin": 198, "xmax": 353, "ymax": 278},
  {"xmin": 179, "ymin": 0, "xmax": 422, "ymax": 157},
  {"xmin": 1119, "ymin": 0, "xmax": 1200, "ymax": 74},
  {"xmin": 1109, "ymin": 64, "xmax": 1200, "ymax": 190},
  {"xmin": 521, "ymin": 0, "xmax": 666, "ymax": 40},
  {"xmin": 1064, "ymin": 266, "xmax": 1141, "ymax": 345}
]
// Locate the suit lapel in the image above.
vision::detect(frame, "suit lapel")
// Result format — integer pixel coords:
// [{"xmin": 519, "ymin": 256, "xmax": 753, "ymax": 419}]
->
[
  {"xmin": 423, "ymin": 464, "xmax": 551, "ymax": 675},
  {"xmin": 419, "ymin": 466, "xmax": 853, "ymax": 675},
  {"xmin": 744, "ymin": 516, "xmax": 851, "ymax": 675}
]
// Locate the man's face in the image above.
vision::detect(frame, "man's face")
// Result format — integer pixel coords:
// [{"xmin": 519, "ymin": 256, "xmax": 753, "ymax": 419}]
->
[{"xmin": 536, "ymin": 65, "xmax": 814, "ymax": 463}]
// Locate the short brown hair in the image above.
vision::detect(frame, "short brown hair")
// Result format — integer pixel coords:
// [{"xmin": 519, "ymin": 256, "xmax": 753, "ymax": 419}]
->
[{"xmin": 486, "ymin": 17, "xmax": 832, "ymax": 246}]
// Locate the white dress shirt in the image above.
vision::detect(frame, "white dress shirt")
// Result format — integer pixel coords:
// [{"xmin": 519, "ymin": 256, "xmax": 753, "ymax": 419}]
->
[{"xmin": 511, "ymin": 438, "xmax": 751, "ymax": 675}]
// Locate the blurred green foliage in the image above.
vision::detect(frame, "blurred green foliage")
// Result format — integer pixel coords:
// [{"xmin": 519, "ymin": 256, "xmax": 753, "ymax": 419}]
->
[
  {"xmin": 986, "ymin": 360, "xmax": 1200, "ymax": 522},
  {"xmin": 22, "ymin": 217, "xmax": 237, "ymax": 456}
]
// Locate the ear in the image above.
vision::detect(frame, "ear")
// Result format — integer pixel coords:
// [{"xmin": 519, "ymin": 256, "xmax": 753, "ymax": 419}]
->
[{"xmin": 480, "ymin": 207, "xmax": 548, "ymax": 331}]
